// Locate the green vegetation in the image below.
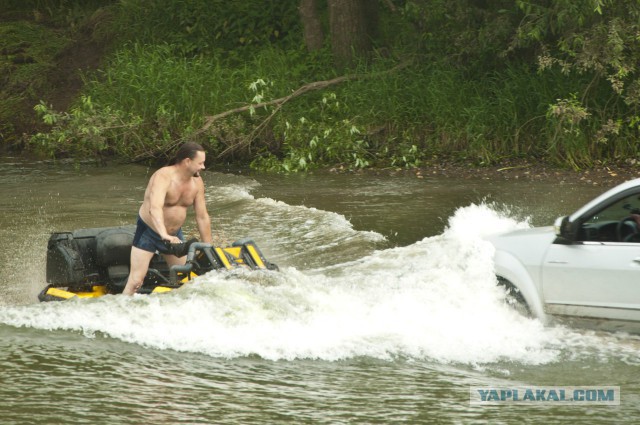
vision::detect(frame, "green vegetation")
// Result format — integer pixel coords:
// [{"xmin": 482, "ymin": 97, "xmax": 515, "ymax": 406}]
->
[
  {"xmin": 3, "ymin": 0, "xmax": 640, "ymax": 171},
  {"xmin": 0, "ymin": 0, "xmax": 112, "ymax": 145},
  {"xmin": 0, "ymin": 20, "xmax": 70, "ymax": 142}
]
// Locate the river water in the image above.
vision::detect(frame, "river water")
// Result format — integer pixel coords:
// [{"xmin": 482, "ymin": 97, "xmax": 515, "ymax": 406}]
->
[{"xmin": 0, "ymin": 157, "xmax": 638, "ymax": 423}]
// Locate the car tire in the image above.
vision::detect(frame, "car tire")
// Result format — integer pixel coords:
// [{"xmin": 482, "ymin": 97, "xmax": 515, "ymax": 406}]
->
[{"xmin": 496, "ymin": 276, "xmax": 532, "ymax": 317}]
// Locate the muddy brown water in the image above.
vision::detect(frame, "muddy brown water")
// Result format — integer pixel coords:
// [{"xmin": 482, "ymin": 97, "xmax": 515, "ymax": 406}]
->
[{"xmin": 0, "ymin": 157, "xmax": 637, "ymax": 423}]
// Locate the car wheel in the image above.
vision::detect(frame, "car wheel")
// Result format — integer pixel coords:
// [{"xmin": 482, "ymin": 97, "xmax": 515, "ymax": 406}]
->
[{"xmin": 496, "ymin": 276, "xmax": 532, "ymax": 317}]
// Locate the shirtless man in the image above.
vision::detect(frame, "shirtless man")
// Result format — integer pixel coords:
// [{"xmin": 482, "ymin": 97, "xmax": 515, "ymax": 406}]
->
[{"xmin": 123, "ymin": 142, "xmax": 212, "ymax": 295}]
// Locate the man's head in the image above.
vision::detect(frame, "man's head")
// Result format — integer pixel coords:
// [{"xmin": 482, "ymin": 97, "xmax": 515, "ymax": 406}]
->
[{"xmin": 173, "ymin": 142, "xmax": 206, "ymax": 177}]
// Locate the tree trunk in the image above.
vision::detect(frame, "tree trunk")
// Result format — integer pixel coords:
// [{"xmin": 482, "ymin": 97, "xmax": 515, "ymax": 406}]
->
[
  {"xmin": 299, "ymin": 0, "xmax": 324, "ymax": 52},
  {"xmin": 328, "ymin": 0, "xmax": 377, "ymax": 68}
]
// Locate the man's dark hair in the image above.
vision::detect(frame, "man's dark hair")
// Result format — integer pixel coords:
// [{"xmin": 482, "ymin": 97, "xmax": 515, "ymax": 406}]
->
[{"xmin": 171, "ymin": 142, "xmax": 205, "ymax": 165}]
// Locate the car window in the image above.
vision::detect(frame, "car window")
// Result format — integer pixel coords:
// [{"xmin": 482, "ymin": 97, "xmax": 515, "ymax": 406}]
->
[{"xmin": 579, "ymin": 193, "xmax": 640, "ymax": 242}]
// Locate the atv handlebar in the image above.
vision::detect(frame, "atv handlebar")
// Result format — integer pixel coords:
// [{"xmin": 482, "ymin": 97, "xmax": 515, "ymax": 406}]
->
[{"xmin": 169, "ymin": 242, "xmax": 213, "ymax": 284}]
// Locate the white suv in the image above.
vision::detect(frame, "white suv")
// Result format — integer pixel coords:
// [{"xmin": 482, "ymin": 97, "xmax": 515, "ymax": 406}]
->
[{"xmin": 488, "ymin": 178, "xmax": 640, "ymax": 332}]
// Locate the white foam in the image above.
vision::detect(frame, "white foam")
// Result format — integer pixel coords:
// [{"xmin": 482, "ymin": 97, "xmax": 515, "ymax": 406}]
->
[
  {"xmin": 254, "ymin": 197, "xmax": 385, "ymax": 243},
  {"xmin": 205, "ymin": 183, "xmax": 257, "ymax": 204},
  {"xmin": 1, "ymin": 203, "xmax": 638, "ymax": 366},
  {"xmin": 202, "ymin": 179, "xmax": 386, "ymax": 268}
]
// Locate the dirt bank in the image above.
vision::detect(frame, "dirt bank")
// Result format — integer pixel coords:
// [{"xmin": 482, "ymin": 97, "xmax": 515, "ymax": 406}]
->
[{"xmin": 0, "ymin": 8, "xmax": 109, "ymax": 146}]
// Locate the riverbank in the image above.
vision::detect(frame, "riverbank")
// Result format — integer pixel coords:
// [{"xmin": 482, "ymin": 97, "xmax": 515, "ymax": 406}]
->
[
  {"xmin": 5, "ymin": 2, "xmax": 640, "ymax": 175},
  {"xmin": 334, "ymin": 159, "xmax": 640, "ymax": 187},
  {"xmin": 0, "ymin": 5, "xmax": 110, "ymax": 146}
]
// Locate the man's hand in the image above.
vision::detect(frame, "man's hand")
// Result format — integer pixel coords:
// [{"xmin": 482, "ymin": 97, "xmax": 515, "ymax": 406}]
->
[
  {"xmin": 162, "ymin": 235, "xmax": 183, "ymax": 244},
  {"xmin": 162, "ymin": 238, "xmax": 198, "ymax": 257}
]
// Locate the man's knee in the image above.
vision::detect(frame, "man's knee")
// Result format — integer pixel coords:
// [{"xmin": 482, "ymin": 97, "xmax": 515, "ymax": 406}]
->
[
  {"xmin": 123, "ymin": 268, "xmax": 147, "ymax": 294},
  {"xmin": 124, "ymin": 247, "xmax": 155, "ymax": 294},
  {"xmin": 126, "ymin": 271, "xmax": 146, "ymax": 285}
]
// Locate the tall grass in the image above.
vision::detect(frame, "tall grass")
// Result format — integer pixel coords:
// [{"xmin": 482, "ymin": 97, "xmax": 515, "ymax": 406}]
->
[
  {"xmin": 31, "ymin": 43, "xmax": 335, "ymax": 159},
  {"xmin": 26, "ymin": 43, "xmax": 613, "ymax": 166}
]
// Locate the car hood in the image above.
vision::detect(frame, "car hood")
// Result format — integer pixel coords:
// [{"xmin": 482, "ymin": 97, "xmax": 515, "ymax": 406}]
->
[
  {"xmin": 485, "ymin": 226, "xmax": 557, "ymax": 264},
  {"xmin": 487, "ymin": 225, "xmax": 555, "ymax": 240}
]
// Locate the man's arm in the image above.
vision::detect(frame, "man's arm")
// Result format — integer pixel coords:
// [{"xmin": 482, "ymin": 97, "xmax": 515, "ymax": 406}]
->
[
  {"xmin": 194, "ymin": 177, "xmax": 212, "ymax": 243},
  {"xmin": 145, "ymin": 170, "xmax": 177, "ymax": 242}
]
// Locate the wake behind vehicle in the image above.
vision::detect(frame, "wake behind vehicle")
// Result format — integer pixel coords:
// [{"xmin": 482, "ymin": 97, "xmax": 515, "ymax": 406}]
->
[
  {"xmin": 39, "ymin": 225, "xmax": 278, "ymax": 301},
  {"xmin": 488, "ymin": 178, "xmax": 640, "ymax": 332}
]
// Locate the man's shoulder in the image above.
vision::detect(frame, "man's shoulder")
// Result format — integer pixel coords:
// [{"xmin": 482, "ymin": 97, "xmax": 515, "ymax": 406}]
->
[
  {"xmin": 154, "ymin": 165, "xmax": 177, "ymax": 177},
  {"xmin": 149, "ymin": 166, "xmax": 175, "ymax": 184}
]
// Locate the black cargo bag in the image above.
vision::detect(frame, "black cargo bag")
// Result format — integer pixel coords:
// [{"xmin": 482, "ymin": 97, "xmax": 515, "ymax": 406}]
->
[{"xmin": 46, "ymin": 232, "xmax": 86, "ymax": 286}]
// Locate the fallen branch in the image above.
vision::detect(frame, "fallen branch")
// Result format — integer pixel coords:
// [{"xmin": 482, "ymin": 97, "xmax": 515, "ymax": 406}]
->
[
  {"xmin": 134, "ymin": 60, "xmax": 411, "ymax": 162},
  {"xmin": 197, "ymin": 74, "xmax": 355, "ymax": 136}
]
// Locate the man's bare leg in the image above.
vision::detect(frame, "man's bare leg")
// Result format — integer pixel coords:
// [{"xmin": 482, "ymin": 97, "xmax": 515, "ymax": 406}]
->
[
  {"xmin": 163, "ymin": 253, "xmax": 187, "ymax": 267},
  {"xmin": 123, "ymin": 246, "xmax": 155, "ymax": 295}
]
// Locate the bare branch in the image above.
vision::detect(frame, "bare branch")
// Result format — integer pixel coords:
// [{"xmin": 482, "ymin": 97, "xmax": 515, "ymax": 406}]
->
[
  {"xmin": 133, "ymin": 61, "xmax": 411, "ymax": 163},
  {"xmin": 196, "ymin": 74, "xmax": 354, "ymax": 135}
]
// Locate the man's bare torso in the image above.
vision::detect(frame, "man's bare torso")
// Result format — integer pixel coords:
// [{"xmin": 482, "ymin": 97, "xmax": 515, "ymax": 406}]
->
[{"xmin": 139, "ymin": 166, "xmax": 200, "ymax": 235}]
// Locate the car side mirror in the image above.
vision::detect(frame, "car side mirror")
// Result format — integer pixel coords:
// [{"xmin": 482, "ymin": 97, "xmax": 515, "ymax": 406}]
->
[{"xmin": 553, "ymin": 216, "xmax": 575, "ymax": 244}]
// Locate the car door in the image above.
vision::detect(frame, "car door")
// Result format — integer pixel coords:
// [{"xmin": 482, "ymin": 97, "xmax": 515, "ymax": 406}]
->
[
  {"xmin": 541, "ymin": 191, "xmax": 640, "ymax": 323},
  {"xmin": 542, "ymin": 242, "xmax": 640, "ymax": 322}
]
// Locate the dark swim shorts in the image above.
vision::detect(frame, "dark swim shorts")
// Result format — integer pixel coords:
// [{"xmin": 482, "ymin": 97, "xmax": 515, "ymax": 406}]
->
[{"xmin": 132, "ymin": 216, "xmax": 184, "ymax": 254}]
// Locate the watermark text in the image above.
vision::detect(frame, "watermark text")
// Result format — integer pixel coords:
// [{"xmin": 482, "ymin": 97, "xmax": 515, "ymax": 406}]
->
[{"xmin": 470, "ymin": 386, "xmax": 620, "ymax": 405}]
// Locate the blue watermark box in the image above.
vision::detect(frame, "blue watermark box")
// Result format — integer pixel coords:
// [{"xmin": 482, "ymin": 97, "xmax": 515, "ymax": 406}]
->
[{"xmin": 470, "ymin": 386, "xmax": 620, "ymax": 405}]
